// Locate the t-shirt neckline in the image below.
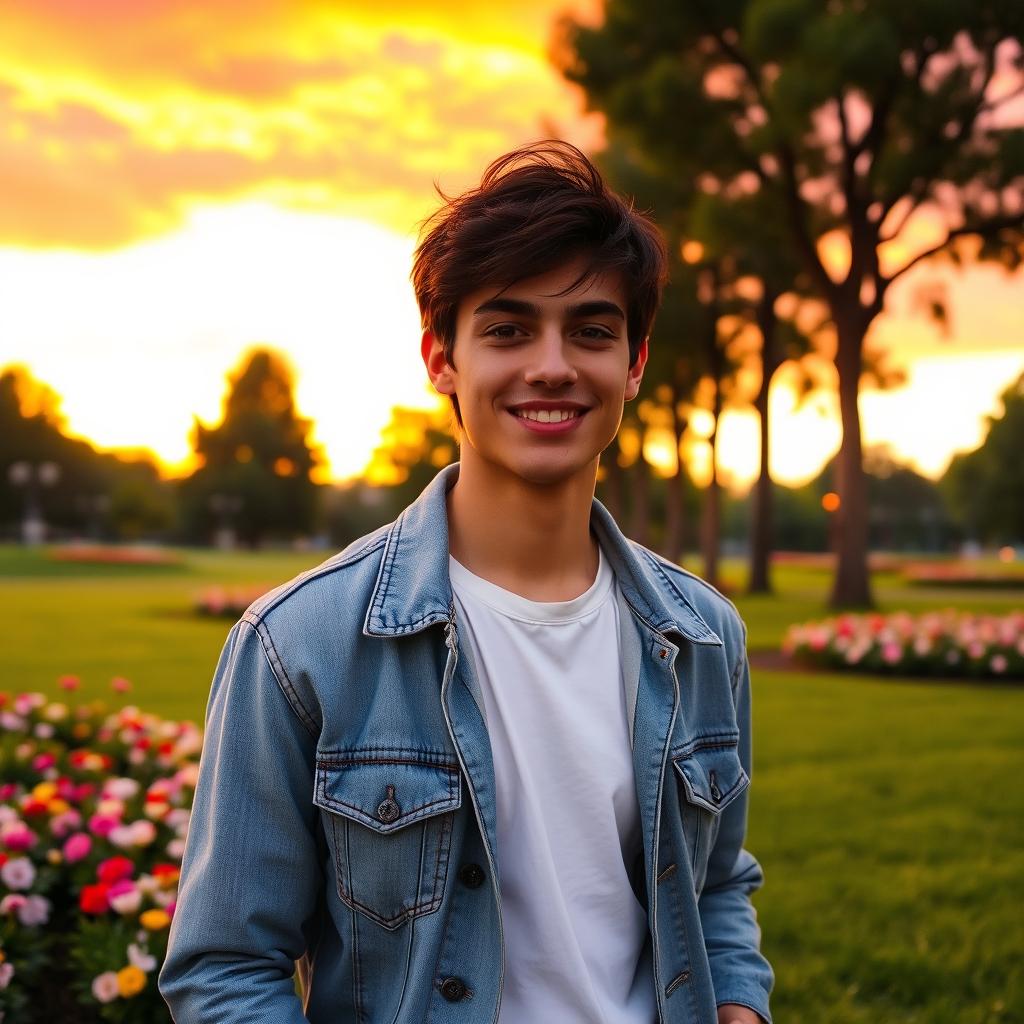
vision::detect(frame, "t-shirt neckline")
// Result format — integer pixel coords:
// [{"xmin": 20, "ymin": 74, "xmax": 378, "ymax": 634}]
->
[{"xmin": 448, "ymin": 544, "xmax": 614, "ymax": 625}]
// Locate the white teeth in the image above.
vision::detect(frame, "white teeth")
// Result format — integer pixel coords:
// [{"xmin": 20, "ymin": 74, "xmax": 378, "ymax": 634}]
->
[{"xmin": 514, "ymin": 409, "xmax": 580, "ymax": 423}]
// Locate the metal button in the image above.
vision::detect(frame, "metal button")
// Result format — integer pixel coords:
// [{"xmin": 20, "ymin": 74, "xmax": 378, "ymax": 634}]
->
[
  {"xmin": 440, "ymin": 977, "xmax": 467, "ymax": 1002},
  {"xmin": 659, "ymin": 649, "xmax": 668, "ymax": 659},
  {"xmin": 377, "ymin": 784, "xmax": 400, "ymax": 824},
  {"xmin": 458, "ymin": 863, "xmax": 485, "ymax": 889}
]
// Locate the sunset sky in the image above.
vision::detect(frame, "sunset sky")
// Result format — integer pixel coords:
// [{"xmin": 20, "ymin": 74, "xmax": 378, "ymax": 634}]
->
[{"xmin": 1, "ymin": 1, "xmax": 1021, "ymax": 491}]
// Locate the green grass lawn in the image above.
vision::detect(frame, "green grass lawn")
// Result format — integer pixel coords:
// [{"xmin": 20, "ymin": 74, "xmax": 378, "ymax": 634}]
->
[{"xmin": 1, "ymin": 543, "xmax": 1022, "ymax": 1022}]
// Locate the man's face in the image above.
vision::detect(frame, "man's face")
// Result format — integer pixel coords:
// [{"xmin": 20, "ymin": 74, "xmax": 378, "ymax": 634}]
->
[{"xmin": 421, "ymin": 255, "xmax": 647, "ymax": 488}]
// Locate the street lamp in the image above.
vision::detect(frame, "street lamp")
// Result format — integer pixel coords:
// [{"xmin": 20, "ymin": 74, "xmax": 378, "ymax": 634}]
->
[{"xmin": 7, "ymin": 460, "xmax": 61, "ymax": 545}]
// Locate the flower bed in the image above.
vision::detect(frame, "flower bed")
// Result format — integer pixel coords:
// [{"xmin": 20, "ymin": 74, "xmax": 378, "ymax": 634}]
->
[
  {"xmin": 901, "ymin": 562, "xmax": 1024, "ymax": 589},
  {"xmin": 783, "ymin": 610, "xmax": 1024, "ymax": 679},
  {"xmin": 193, "ymin": 584, "xmax": 271, "ymax": 618},
  {"xmin": 0, "ymin": 687, "xmax": 201, "ymax": 1022},
  {"xmin": 49, "ymin": 545, "xmax": 182, "ymax": 567}
]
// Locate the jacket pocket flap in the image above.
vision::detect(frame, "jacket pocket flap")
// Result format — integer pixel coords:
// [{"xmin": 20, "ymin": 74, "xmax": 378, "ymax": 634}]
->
[
  {"xmin": 314, "ymin": 758, "xmax": 462, "ymax": 835},
  {"xmin": 672, "ymin": 743, "xmax": 749, "ymax": 814}
]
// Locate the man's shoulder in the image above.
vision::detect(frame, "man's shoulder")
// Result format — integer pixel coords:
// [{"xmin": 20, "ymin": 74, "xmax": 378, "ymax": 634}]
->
[
  {"xmin": 240, "ymin": 521, "xmax": 394, "ymax": 630},
  {"xmin": 625, "ymin": 540, "xmax": 747, "ymax": 652}
]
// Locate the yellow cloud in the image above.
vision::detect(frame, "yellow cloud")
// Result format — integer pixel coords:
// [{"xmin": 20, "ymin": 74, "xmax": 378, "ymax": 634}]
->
[{"xmin": 0, "ymin": 1, "xmax": 601, "ymax": 249}]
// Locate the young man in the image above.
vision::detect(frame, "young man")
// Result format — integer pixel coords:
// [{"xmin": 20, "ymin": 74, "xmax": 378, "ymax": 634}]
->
[{"xmin": 160, "ymin": 141, "xmax": 773, "ymax": 1024}]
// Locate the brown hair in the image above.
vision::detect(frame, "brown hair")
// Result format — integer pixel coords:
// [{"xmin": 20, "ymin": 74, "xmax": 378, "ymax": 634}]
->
[{"xmin": 412, "ymin": 140, "xmax": 668, "ymax": 425}]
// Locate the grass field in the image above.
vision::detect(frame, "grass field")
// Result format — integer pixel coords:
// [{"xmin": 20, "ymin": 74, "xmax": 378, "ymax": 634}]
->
[{"xmin": 1, "ymin": 543, "xmax": 1022, "ymax": 1022}]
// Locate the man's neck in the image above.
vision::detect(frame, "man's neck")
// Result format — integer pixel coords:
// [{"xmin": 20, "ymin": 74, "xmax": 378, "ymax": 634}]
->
[{"xmin": 445, "ymin": 457, "xmax": 601, "ymax": 603}]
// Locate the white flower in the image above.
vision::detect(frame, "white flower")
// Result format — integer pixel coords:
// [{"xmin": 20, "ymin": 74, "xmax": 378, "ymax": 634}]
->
[
  {"xmin": 33, "ymin": 723, "xmax": 55, "ymax": 740},
  {"xmin": 108, "ymin": 825, "xmax": 135, "ymax": 848},
  {"xmin": 91, "ymin": 971, "xmax": 119, "ymax": 1003},
  {"xmin": 104, "ymin": 778, "xmax": 140, "ymax": 801},
  {"xmin": 130, "ymin": 820, "xmax": 157, "ymax": 846},
  {"xmin": 109, "ymin": 887, "xmax": 143, "ymax": 915},
  {"xmin": 1, "ymin": 857, "xmax": 36, "ymax": 891},
  {"xmin": 166, "ymin": 838, "xmax": 186, "ymax": 859},
  {"xmin": 128, "ymin": 943, "xmax": 157, "ymax": 972},
  {"xmin": 18, "ymin": 894, "xmax": 50, "ymax": 926}
]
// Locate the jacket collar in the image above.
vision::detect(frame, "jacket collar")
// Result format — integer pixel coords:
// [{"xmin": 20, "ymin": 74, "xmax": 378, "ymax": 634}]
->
[{"xmin": 363, "ymin": 462, "xmax": 721, "ymax": 647}]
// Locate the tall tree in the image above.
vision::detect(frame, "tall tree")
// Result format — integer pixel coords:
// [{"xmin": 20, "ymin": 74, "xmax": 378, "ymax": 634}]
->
[
  {"xmin": 560, "ymin": 0, "xmax": 1024, "ymax": 606},
  {"xmin": 180, "ymin": 348, "xmax": 323, "ymax": 546},
  {"xmin": 944, "ymin": 371, "xmax": 1024, "ymax": 544}
]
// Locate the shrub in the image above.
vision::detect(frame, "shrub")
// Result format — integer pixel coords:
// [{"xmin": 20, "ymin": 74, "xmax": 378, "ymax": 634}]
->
[
  {"xmin": 783, "ymin": 610, "xmax": 1024, "ymax": 679},
  {"xmin": 0, "ymin": 688, "xmax": 200, "ymax": 1022}
]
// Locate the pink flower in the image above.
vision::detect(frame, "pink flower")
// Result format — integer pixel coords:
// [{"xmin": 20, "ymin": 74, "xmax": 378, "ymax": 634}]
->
[
  {"xmin": 91, "ymin": 971, "xmax": 119, "ymax": 1003},
  {"xmin": 31, "ymin": 752, "xmax": 56, "ymax": 772},
  {"xmin": 16, "ymin": 894, "xmax": 50, "ymax": 926},
  {"xmin": 881, "ymin": 642, "xmax": 903, "ymax": 665},
  {"xmin": 110, "ymin": 676, "xmax": 132, "ymax": 693},
  {"xmin": 50, "ymin": 809, "xmax": 83, "ymax": 839},
  {"xmin": 108, "ymin": 879, "xmax": 142, "ymax": 915},
  {"xmin": 63, "ymin": 831, "xmax": 93, "ymax": 862},
  {"xmin": 2, "ymin": 823, "xmax": 37, "ymax": 852},
  {"xmin": 128, "ymin": 942, "xmax": 157, "ymax": 972},
  {"xmin": 0, "ymin": 961, "xmax": 13, "ymax": 989},
  {"xmin": 990, "ymin": 654, "xmax": 1009, "ymax": 674},
  {"xmin": 88, "ymin": 814, "xmax": 120, "ymax": 837},
  {"xmin": 0, "ymin": 894, "xmax": 27, "ymax": 915},
  {"xmin": 1, "ymin": 856, "xmax": 36, "ymax": 890},
  {"xmin": 58, "ymin": 675, "xmax": 81, "ymax": 691}
]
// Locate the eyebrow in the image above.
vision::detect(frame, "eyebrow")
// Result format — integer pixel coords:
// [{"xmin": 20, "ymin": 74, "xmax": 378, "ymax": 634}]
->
[{"xmin": 472, "ymin": 298, "xmax": 626, "ymax": 320}]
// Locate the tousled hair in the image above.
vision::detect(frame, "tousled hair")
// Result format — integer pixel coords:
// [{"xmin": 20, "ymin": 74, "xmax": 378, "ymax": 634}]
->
[{"xmin": 412, "ymin": 140, "xmax": 668, "ymax": 426}]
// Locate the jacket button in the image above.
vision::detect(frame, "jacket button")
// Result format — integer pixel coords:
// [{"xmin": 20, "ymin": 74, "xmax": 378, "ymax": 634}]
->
[
  {"xmin": 377, "ymin": 784, "xmax": 400, "ymax": 824},
  {"xmin": 440, "ymin": 977, "xmax": 467, "ymax": 1002},
  {"xmin": 458, "ymin": 863, "xmax": 486, "ymax": 889}
]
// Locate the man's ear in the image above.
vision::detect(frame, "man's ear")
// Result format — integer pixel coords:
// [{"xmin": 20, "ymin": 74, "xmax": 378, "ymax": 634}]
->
[
  {"xmin": 421, "ymin": 329, "xmax": 456, "ymax": 397},
  {"xmin": 624, "ymin": 337, "xmax": 648, "ymax": 401}
]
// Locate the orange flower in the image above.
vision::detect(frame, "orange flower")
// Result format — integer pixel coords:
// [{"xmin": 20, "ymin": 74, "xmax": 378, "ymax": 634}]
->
[
  {"xmin": 140, "ymin": 909, "xmax": 171, "ymax": 930},
  {"xmin": 116, "ymin": 965, "xmax": 147, "ymax": 997}
]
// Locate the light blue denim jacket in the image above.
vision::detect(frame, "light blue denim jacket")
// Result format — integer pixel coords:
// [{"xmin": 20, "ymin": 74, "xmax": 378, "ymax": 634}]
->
[{"xmin": 159, "ymin": 462, "xmax": 773, "ymax": 1023}]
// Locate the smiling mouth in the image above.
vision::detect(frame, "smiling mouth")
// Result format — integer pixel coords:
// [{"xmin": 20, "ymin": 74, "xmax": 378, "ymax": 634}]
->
[{"xmin": 510, "ymin": 408, "xmax": 584, "ymax": 423}]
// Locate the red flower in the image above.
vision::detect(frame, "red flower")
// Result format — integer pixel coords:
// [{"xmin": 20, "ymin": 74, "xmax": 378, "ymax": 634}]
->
[
  {"xmin": 0, "ymin": 853, "xmax": 9, "ymax": 868},
  {"xmin": 152, "ymin": 863, "xmax": 180, "ymax": 879},
  {"xmin": 79, "ymin": 883, "xmax": 111, "ymax": 915},
  {"xmin": 97, "ymin": 856, "xmax": 135, "ymax": 885},
  {"xmin": 21, "ymin": 799, "xmax": 48, "ymax": 817}
]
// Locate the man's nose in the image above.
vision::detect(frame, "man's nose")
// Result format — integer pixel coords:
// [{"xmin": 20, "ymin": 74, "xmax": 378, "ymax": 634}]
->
[{"xmin": 522, "ymin": 331, "xmax": 578, "ymax": 387}]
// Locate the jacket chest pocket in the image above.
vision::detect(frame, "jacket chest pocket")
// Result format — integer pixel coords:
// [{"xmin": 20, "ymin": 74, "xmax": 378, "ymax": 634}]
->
[
  {"xmin": 313, "ymin": 757, "xmax": 462, "ymax": 931},
  {"xmin": 671, "ymin": 739, "xmax": 749, "ymax": 892}
]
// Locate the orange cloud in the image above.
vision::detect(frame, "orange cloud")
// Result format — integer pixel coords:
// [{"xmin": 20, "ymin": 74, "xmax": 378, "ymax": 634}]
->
[{"xmin": 0, "ymin": 1, "xmax": 602, "ymax": 249}]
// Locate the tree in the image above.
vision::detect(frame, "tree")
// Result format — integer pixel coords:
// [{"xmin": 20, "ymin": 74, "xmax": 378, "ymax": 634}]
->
[
  {"xmin": 944, "ymin": 371, "xmax": 1024, "ymax": 544},
  {"xmin": 560, "ymin": 0, "xmax": 1024, "ymax": 606},
  {"xmin": 179, "ymin": 348, "xmax": 323, "ymax": 546}
]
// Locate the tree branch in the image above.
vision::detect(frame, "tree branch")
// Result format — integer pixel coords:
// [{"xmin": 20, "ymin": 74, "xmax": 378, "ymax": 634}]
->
[{"xmin": 880, "ymin": 212, "xmax": 1023, "ymax": 294}]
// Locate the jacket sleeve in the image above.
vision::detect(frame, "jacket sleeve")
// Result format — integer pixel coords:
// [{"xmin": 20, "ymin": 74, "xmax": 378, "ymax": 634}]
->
[
  {"xmin": 697, "ymin": 625, "xmax": 774, "ymax": 1024},
  {"xmin": 159, "ymin": 617, "xmax": 324, "ymax": 1023}
]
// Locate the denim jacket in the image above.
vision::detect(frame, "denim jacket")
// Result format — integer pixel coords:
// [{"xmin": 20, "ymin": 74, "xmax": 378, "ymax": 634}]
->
[{"xmin": 159, "ymin": 462, "xmax": 773, "ymax": 1024}]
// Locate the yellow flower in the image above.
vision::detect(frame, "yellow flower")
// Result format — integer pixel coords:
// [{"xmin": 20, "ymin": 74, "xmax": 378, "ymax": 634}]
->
[
  {"xmin": 47, "ymin": 849, "xmax": 62, "ymax": 865},
  {"xmin": 32, "ymin": 782, "xmax": 57, "ymax": 802},
  {"xmin": 72, "ymin": 722, "xmax": 91, "ymax": 739},
  {"xmin": 116, "ymin": 965, "xmax": 147, "ymax": 997},
  {"xmin": 140, "ymin": 909, "xmax": 171, "ymax": 931},
  {"xmin": 47, "ymin": 798, "xmax": 71, "ymax": 815}
]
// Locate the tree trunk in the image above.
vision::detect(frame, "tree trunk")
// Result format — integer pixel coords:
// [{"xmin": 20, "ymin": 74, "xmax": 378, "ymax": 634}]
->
[
  {"xmin": 628, "ymin": 445, "xmax": 650, "ymax": 547},
  {"xmin": 829, "ymin": 311, "xmax": 874, "ymax": 608},
  {"xmin": 701, "ymin": 407, "xmax": 721, "ymax": 588},
  {"xmin": 748, "ymin": 291, "xmax": 779, "ymax": 594},
  {"xmin": 661, "ymin": 380, "xmax": 688, "ymax": 565}
]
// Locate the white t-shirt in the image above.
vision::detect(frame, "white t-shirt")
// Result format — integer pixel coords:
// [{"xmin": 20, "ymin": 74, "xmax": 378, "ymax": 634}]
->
[{"xmin": 449, "ymin": 544, "xmax": 656, "ymax": 1024}]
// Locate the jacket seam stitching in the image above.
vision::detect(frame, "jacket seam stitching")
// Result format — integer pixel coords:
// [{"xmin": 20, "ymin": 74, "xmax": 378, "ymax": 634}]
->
[{"xmin": 241, "ymin": 616, "xmax": 319, "ymax": 739}]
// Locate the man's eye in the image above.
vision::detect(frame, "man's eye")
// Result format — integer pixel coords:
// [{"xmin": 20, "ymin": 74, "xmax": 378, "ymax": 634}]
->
[
  {"xmin": 485, "ymin": 324, "xmax": 524, "ymax": 339},
  {"xmin": 577, "ymin": 326, "xmax": 616, "ymax": 340}
]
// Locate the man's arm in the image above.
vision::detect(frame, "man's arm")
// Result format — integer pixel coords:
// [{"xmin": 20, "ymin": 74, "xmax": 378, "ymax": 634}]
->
[
  {"xmin": 159, "ymin": 618, "xmax": 324, "ymax": 1023},
  {"xmin": 698, "ymin": 627, "xmax": 774, "ymax": 1024}
]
